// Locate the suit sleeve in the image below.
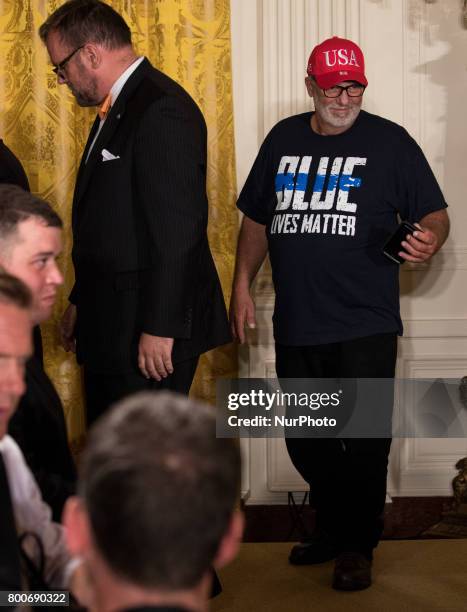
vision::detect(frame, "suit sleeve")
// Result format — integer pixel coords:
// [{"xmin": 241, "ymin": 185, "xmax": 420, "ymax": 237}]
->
[{"xmin": 133, "ymin": 94, "xmax": 208, "ymax": 338}]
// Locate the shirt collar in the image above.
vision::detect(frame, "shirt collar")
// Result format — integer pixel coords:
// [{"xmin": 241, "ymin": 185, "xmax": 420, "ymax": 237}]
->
[{"xmin": 107, "ymin": 56, "xmax": 145, "ymax": 108}]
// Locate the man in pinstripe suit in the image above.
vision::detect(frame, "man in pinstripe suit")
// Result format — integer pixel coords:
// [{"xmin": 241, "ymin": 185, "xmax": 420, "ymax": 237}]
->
[{"xmin": 40, "ymin": 0, "xmax": 230, "ymax": 425}]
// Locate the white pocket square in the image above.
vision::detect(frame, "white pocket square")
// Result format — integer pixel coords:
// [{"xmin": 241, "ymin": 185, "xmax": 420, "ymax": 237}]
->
[{"xmin": 101, "ymin": 148, "xmax": 120, "ymax": 162}]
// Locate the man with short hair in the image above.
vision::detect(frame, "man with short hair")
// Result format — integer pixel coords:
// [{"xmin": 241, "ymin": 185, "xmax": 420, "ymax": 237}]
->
[
  {"xmin": 0, "ymin": 272, "xmax": 75, "ymax": 595},
  {"xmin": 64, "ymin": 390, "xmax": 243, "ymax": 612},
  {"xmin": 39, "ymin": 0, "xmax": 230, "ymax": 425},
  {"xmin": 230, "ymin": 37, "xmax": 450, "ymax": 590},
  {"xmin": 0, "ymin": 183, "xmax": 76, "ymax": 521}
]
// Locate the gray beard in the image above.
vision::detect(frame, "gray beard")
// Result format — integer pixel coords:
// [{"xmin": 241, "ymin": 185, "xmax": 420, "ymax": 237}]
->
[{"xmin": 314, "ymin": 103, "xmax": 361, "ymax": 131}]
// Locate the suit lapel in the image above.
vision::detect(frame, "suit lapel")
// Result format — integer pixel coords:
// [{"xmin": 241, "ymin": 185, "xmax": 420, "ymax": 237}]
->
[
  {"xmin": 73, "ymin": 58, "xmax": 151, "ymax": 209},
  {"xmin": 73, "ymin": 115, "xmax": 99, "ymax": 214},
  {"xmin": 74, "ymin": 109, "xmax": 123, "ymax": 206}
]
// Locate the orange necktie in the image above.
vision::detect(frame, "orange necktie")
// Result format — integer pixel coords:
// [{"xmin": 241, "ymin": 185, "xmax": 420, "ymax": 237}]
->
[{"xmin": 98, "ymin": 94, "xmax": 112, "ymax": 120}]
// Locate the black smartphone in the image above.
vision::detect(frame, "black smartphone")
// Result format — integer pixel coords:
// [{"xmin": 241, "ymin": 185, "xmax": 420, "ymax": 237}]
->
[{"xmin": 382, "ymin": 221, "xmax": 418, "ymax": 264}]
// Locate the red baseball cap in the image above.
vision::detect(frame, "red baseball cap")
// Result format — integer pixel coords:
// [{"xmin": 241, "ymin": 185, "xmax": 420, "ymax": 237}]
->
[{"xmin": 307, "ymin": 36, "xmax": 368, "ymax": 89}]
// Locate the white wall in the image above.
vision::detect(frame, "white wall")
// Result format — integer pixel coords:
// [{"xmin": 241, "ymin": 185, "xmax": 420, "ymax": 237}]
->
[{"xmin": 231, "ymin": 0, "xmax": 467, "ymax": 504}]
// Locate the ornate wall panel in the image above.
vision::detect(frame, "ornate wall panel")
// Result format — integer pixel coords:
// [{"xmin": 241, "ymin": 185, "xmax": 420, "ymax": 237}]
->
[{"xmin": 390, "ymin": 354, "xmax": 467, "ymax": 495}]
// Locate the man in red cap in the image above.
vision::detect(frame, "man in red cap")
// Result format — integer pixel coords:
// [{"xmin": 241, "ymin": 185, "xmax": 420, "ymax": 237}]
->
[{"xmin": 230, "ymin": 36, "xmax": 449, "ymax": 590}]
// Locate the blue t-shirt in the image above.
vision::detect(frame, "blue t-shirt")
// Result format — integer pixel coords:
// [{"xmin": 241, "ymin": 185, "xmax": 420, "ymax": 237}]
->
[{"xmin": 237, "ymin": 110, "xmax": 447, "ymax": 346}]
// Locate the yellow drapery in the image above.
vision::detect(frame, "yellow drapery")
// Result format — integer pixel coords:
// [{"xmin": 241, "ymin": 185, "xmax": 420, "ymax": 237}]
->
[{"xmin": 0, "ymin": 0, "xmax": 237, "ymax": 448}]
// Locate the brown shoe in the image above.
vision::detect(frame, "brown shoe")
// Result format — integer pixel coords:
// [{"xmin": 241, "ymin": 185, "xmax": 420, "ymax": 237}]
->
[{"xmin": 332, "ymin": 552, "xmax": 372, "ymax": 591}]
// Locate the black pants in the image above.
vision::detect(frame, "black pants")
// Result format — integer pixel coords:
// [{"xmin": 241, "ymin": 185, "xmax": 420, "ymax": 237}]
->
[
  {"xmin": 276, "ymin": 333, "xmax": 397, "ymax": 558},
  {"xmin": 84, "ymin": 356, "xmax": 199, "ymax": 426}
]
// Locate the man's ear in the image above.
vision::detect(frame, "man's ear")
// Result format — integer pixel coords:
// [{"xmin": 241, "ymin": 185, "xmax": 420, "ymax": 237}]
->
[
  {"xmin": 63, "ymin": 496, "xmax": 92, "ymax": 557},
  {"xmin": 82, "ymin": 42, "xmax": 102, "ymax": 69},
  {"xmin": 213, "ymin": 510, "xmax": 244, "ymax": 570},
  {"xmin": 305, "ymin": 76, "xmax": 314, "ymax": 99}
]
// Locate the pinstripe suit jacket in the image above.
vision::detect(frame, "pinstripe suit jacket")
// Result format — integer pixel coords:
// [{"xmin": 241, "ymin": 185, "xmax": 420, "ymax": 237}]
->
[{"xmin": 70, "ymin": 58, "xmax": 230, "ymax": 374}]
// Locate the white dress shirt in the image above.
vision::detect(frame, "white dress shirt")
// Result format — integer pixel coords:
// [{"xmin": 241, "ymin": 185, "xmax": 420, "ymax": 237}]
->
[
  {"xmin": 85, "ymin": 55, "xmax": 145, "ymax": 162},
  {"xmin": 0, "ymin": 435, "xmax": 76, "ymax": 589}
]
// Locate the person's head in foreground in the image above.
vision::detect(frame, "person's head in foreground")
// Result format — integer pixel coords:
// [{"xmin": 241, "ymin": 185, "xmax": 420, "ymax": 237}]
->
[
  {"xmin": 305, "ymin": 36, "xmax": 367, "ymax": 135},
  {"xmin": 0, "ymin": 272, "xmax": 32, "ymax": 439},
  {"xmin": 0, "ymin": 184, "xmax": 63, "ymax": 326},
  {"xmin": 64, "ymin": 391, "xmax": 243, "ymax": 612}
]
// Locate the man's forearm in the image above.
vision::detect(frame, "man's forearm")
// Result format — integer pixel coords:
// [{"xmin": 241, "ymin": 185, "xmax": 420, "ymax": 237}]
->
[
  {"xmin": 419, "ymin": 209, "xmax": 450, "ymax": 253},
  {"xmin": 233, "ymin": 215, "xmax": 268, "ymax": 290}
]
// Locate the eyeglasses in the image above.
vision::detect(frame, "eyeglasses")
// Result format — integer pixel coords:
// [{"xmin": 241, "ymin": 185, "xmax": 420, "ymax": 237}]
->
[
  {"xmin": 322, "ymin": 84, "xmax": 366, "ymax": 98},
  {"xmin": 52, "ymin": 45, "xmax": 84, "ymax": 77}
]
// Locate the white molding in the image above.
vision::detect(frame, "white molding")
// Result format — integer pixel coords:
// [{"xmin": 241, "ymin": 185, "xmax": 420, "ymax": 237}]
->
[
  {"xmin": 400, "ymin": 353, "xmax": 467, "ymax": 377},
  {"xmin": 390, "ymin": 353, "xmax": 467, "ymax": 496},
  {"xmin": 263, "ymin": 363, "xmax": 308, "ymax": 494},
  {"xmin": 317, "ymin": 0, "xmax": 332, "ymax": 40},
  {"xmin": 251, "ymin": 299, "xmax": 467, "ymax": 340},
  {"xmin": 345, "ymin": 0, "xmax": 361, "ymax": 43},
  {"xmin": 266, "ymin": 438, "xmax": 307, "ymax": 492},
  {"xmin": 260, "ymin": 0, "xmax": 317, "ymax": 135},
  {"xmin": 331, "ymin": 0, "xmax": 346, "ymax": 37},
  {"xmin": 261, "ymin": 0, "xmax": 279, "ymax": 134},
  {"xmin": 402, "ymin": 318, "xmax": 467, "ymax": 338},
  {"xmin": 230, "ymin": 0, "xmax": 261, "ymax": 192},
  {"xmin": 403, "ymin": 0, "xmax": 423, "ymax": 139},
  {"xmin": 240, "ymin": 437, "xmax": 251, "ymax": 502},
  {"xmin": 402, "ymin": 247, "xmax": 467, "ymax": 272},
  {"xmin": 245, "ymin": 491, "xmax": 294, "ymax": 505}
]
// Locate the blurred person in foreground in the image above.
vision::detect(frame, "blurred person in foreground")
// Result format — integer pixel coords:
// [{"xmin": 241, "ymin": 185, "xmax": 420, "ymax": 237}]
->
[
  {"xmin": 0, "ymin": 184, "xmax": 76, "ymax": 521},
  {"xmin": 64, "ymin": 391, "xmax": 243, "ymax": 612},
  {"xmin": 0, "ymin": 272, "xmax": 79, "ymax": 599}
]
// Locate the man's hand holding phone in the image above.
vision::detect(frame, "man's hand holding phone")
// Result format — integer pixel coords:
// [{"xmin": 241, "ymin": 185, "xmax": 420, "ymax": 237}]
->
[{"xmin": 383, "ymin": 221, "xmax": 437, "ymax": 264}]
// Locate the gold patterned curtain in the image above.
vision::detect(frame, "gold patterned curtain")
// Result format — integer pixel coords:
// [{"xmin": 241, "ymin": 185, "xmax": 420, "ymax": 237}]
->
[{"xmin": 0, "ymin": 0, "xmax": 238, "ymax": 447}]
